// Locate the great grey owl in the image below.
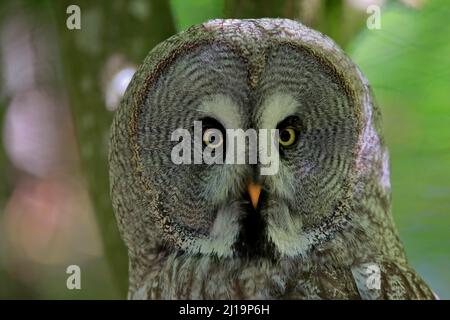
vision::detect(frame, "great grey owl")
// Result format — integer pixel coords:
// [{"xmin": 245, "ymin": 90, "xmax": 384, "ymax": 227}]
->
[{"xmin": 109, "ymin": 19, "xmax": 435, "ymax": 299}]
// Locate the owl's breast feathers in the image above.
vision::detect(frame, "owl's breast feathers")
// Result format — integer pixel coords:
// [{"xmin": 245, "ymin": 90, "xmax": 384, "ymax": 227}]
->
[{"xmin": 130, "ymin": 254, "xmax": 435, "ymax": 300}]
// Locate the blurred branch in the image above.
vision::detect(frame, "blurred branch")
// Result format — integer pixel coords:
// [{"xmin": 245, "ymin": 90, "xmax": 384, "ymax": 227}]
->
[
  {"xmin": 52, "ymin": 0, "xmax": 176, "ymax": 296},
  {"xmin": 0, "ymin": 3, "xmax": 13, "ymax": 215},
  {"xmin": 314, "ymin": 0, "xmax": 366, "ymax": 49},
  {"xmin": 224, "ymin": 0, "xmax": 367, "ymax": 49},
  {"xmin": 224, "ymin": 0, "xmax": 304, "ymax": 19}
]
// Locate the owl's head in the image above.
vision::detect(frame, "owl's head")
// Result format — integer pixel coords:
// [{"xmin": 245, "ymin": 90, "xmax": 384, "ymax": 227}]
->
[{"xmin": 110, "ymin": 19, "xmax": 389, "ymax": 265}]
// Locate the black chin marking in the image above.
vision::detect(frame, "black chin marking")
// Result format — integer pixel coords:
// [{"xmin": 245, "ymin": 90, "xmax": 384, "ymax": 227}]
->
[{"xmin": 234, "ymin": 190, "xmax": 274, "ymax": 258}]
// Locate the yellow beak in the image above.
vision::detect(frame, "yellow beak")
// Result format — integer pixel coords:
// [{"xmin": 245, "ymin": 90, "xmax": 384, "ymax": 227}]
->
[{"xmin": 247, "ymin": 180, "xmax": 262, "ymax": 210}]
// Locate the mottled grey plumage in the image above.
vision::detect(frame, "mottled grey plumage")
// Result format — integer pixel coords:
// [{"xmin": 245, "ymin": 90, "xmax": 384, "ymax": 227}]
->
[{"xmin": 109, "ymin": 19, "xmax": 435, "ymax": 299}]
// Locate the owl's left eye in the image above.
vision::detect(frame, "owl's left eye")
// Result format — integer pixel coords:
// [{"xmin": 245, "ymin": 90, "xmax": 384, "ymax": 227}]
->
[
  {"xmin": 277, "ymin": 116, "xmax": 300, "ymax": 148},
  {"xmin": 278, "ymin": 127, "xmax": 297, "ymax": 147}
]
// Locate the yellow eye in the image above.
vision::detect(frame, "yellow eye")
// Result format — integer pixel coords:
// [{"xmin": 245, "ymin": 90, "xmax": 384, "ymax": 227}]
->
[
  {"xmin": 203, "ymin": 128, "xmax": 223, "ymax": 149},
  {"xmin": 278, "ymin": 127, "xmax": 297, "ymax": 147}
]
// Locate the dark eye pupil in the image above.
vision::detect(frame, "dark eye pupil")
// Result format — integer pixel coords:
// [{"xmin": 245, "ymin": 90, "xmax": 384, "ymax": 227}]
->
[{"xmin": 280, "ymin": 130, "xmax": 291, "ymax": 142}]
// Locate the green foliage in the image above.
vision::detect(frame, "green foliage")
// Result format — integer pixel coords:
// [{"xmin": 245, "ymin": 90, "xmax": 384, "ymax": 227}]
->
[
  {"xmin": 348, "ymin": 0, "xmax": 450, "ymax": 298},
  {"xmin": 171, "ymin": 0, "xmax": 224, "ymax": 31}
]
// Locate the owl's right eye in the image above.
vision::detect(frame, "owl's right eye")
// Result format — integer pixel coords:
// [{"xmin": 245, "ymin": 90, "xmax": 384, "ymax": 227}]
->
[
  {"xmin": 203, "ymin": 128, "xmax": 223, "ymax": 149},
  {"xmin": 201, "ymin": 117, "xmax": 226, "ymax": 152}
]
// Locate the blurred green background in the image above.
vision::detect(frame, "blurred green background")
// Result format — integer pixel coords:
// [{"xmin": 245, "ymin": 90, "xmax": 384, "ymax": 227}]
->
[{"xmin": 0, "ymin": 0, "xmax": 448, "ymax": 299}]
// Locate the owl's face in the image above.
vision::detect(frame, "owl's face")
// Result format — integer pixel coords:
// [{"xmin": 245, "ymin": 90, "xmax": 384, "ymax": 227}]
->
[{"xmin": 135, "ymin": 27, "xmax": 361, "ymax": 260}]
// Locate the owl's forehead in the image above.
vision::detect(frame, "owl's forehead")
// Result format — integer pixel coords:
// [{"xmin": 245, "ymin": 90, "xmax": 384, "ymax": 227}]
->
[
  {"xmin": 152, "ymin": 39, "xmax": 353, "ymax": 130},
  {"xmin": 137, "ymin": 18, "xmax": 370, "ymax": 132}
]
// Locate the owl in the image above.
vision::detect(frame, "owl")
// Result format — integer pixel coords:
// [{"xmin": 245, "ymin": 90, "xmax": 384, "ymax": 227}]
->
[{"xmin": 109, "ymin": 19, "xmax": 436, "ymax": 299}]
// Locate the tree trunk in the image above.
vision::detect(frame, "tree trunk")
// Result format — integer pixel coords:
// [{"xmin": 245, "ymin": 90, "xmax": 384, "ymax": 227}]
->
[{"xmin": 53, "ymin": 0, "xmax": 176, "ymax": 296}]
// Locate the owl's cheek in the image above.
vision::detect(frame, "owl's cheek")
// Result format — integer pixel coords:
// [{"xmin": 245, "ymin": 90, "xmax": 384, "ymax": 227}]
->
[
  {"xmin": 182, "ymin": 202, "xmax": 244, "ymax": 257},
  {"xmin": 263, "ymin": 201, "xmax": 305, "ymax": 257}
]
